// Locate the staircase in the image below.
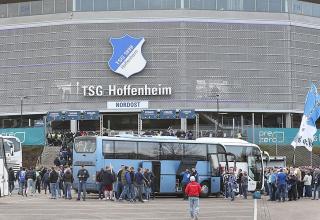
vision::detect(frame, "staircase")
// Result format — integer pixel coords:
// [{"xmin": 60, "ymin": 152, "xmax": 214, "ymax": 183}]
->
[{"xmin": 39, "ymin": 146, "xmax": 61, "ymax": 168}]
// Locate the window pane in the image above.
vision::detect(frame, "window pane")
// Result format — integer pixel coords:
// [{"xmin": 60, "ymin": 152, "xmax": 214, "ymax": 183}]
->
[
  {"xmin": 150, "ymin": 0, "xmax": 162, "ymax": 9},
  {"xmin": 204, "ymin": 0, "xmax": 216, "ymax": 10},
  {"xmin": 74, "ymin": 138, "xmax": 96, "ymax": 153},
  {"xmin": 160, "ymin": 142, "xmax": 183, "ymax": 160},
  {"xmin": 135, "ymin": 0, "xmax": 149, "ymax": 9},
  {"xmin": 75, "ymin": 0, "xmax": 81, "ymax": 11},
  {"xmin": 81, "ymin": 0, "xmax": 93, "ymax": 11},
  {"xmin": 256, "ymin": 0, "xmax": 267, "ymax": 12},
  {"xmin": 43, "ymin": 0, "xmax": 54, "ymax": 14},
  {"xmin": 184, "ymin": 144, "xmax": 207, "ymax": 160},
  {"xmin": 55, "ymin": 0, "xmax": 67, "ymax": 13},
  {"xmin": 208, "ymin": 144, "xmax": 218, "ymax": 154},
  {"xmin": 67, "ymin": 0, "xmax": 73, "ymax": 11},
  {"xmin": 183, "ymin": 0, "xmax": 190, "ymax": 8},
  {"xmin": 0, "ymin": 4, "xmax": 7, "ymax": 18},
  {"xmin": 8, "ymin": 3, "xmax": 19, "ymax": 17},
  {"xmin": 121, "ymin": 0, "xmax": 134, "ymax": 10},
  {"xmin": 94, "ymin": 0, "xmax": 108, "ymax": 11},
  {"xmin": 217, "ymin": 0, "xmax": 227, "ymax": 10},
  {"xmin": 115, "ymin": 141, "xmax": 137, "ymax": 159},
  {"xmin": 190, "ymin": 0, "xmax": 203, "ymax": 9},
  {"xmin": 225, "ymin": 145, "xmax": 247, "ymax": 162},
  {"xmin": 138, "ymin": 142, "xmax": 159, "ymax": 160},
  {"xmin": 161, "ymin": 0, "xmax": 176, "ymax": 9},
  {"xmin": 243, "ymin": 0, "xmax": 255, "ymax": 11},
  {"xmin": 31, "ymin": 1, "xmax": 42, "ymax": 15},
  {"xmin": 109, "ymin": 0, "xmax": 121, "ymax": 10},
  {"xmin": 0, "ymin": 138, "xmax": 3, "ymax": 158},
  {"xmin": 103, "ymin": 140, "xmax": 114, "ymax": 159},
  {"xmin": 19, "ymin": 2, "xmax": 30, "ymax": 16},
  {"xmin": 269, "ymin": 0, "xmax": 281, "ymax": 12}
]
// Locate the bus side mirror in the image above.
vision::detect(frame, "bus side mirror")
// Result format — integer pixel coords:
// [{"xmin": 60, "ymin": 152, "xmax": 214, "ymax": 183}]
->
[{"xmin": 10, "ymin": 145, "xmax": 14, "ymax": 156}]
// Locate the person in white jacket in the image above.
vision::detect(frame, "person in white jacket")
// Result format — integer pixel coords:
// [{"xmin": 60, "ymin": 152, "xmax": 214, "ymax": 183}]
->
[{"xmin": 303, "ymin": 172, "xmax": 312, "ymax": 198}]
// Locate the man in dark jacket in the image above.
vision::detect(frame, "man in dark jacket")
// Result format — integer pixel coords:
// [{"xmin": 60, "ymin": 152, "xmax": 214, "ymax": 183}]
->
[
  {"xmin": 63, "ymin": 167, "xmax": 74, "ymax": 200},
  {"xmin": 103, "ymin": 166, "xmax": 116, "ymax": 200},
  {"xmin": 180, "ymin": 169, "xmax": 191, "ymax": 200},
  {"xmin": 8, "ymin": 167, "xmax": 15, "ymax": 196},
  {"xmin": 96, "ymin": 168, "xmax": 104, "ymax": 200},
  {"xmin": 49, "ymin": 167, "xmax": 59, "ymax": 199},
  {"xmin": 77, "ymin": 164, "xmax": 89, "ymax": 201},
  {"xmin": 134, "ymin": 167, "xmax": 146, "ymax": 203}
]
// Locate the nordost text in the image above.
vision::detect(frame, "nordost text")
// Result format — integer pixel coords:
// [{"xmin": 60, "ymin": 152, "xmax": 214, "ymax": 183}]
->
[{"xmin": 82, "ymin": 84, "xmax": 172, "ymax": 96}]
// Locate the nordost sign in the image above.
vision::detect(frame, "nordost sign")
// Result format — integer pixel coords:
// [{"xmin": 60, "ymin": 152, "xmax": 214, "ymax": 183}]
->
[{"xmin": 108, "ymin": 35, "xmax": 146, "ymax": 78}]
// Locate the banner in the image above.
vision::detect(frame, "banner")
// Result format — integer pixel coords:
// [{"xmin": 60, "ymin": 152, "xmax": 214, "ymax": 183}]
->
[
  {"xmin": 0, "ymin": 127, "xmax": 45, "ymax": 146},
  {"xmin": 291, "ymin": 84, "xmax": 320, "ymax": 151}
]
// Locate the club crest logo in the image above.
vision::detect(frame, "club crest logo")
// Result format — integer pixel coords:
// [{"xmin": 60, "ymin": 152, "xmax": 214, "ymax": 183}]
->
[{"xmin": 108, "ymin": 35, "xmax": 147, "ymax": 78}]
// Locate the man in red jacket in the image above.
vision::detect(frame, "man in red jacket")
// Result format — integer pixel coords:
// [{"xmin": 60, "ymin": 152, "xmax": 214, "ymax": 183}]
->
[{"xmin": 185, "ymin": 176, "xmax": 202, "ymax": 220}]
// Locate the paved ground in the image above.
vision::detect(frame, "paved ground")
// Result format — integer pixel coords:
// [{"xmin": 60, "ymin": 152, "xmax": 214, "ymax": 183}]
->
[{"xmin": 0, "ymin": 193, "xmax": 320, "ymax": 220}]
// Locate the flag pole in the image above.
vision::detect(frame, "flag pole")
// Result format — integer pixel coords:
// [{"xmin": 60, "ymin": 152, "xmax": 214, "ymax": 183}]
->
[
  {"xmin": 311, "ymin": 150, "xmax": 313, "ymax": 167},
  {"xmin": 293, "ymin": 147, "xmax": 296, "ymax": 167}
]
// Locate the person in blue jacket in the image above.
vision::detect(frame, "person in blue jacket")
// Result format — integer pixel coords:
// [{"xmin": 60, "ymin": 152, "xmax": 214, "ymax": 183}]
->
[{"xmin": 181, "ymin": 169, "xmax": 191, "ymax": 200}]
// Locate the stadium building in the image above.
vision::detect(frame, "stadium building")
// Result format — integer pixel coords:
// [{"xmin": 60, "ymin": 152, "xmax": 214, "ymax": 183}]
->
[{"xmin": 1, "ymin": 0, "xmax": 320, "ymax": 144}]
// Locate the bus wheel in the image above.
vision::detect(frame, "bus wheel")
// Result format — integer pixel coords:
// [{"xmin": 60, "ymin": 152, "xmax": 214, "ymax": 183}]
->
[{"xmin": 200, "ymin": 181, "xmax": 210, "ymax": 198}]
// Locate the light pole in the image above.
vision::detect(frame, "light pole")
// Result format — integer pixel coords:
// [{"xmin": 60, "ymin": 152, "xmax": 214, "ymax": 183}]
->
[
  {"xmin": 20, "ymin": 96, "xmax": 28, "ymax": 127},
  {"xmin": 215, "ymin": 94, "xmax": 220, "ymax": 137}
]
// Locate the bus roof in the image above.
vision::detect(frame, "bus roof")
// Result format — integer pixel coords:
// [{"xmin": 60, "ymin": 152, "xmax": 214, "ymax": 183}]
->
[
  {"xmin": 0, "ymin": 136, "xmax": 21, "ymax": 142},
  {"xmin": 196, "ymin": 137, "xmax": 259, "ymax": 147}
]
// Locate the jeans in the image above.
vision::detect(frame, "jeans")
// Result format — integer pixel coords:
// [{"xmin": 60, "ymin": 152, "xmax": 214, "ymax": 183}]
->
[
  {"xmin": 144, "ymin": 186, "xmax": 151, "ymax": 200},
  {"xmin": 19, "ymin": 181, "xmax": 25, "ymax": 196},
  {"xmin": 313, "ymin": 184, "xmax": 320, "ymax": 199},
  {"xmin": 130, "ymin": 184, "xmax": 135, "ymax": 200},
  {"xmin": 119, "ymin": 184, "xmax": 131, "ymax": 200},
  {"xmin": 27, "ymin": 179, "xmax": 34, "ymax": 195},
  {"xmin": 268, "ymin": 183, "xmax": 273, "ymax": 200},
  {"xmin": 77, "ymin": 181, "xmax": 87, "ymax": 200},
  {"xmin": 135, "ymin": 184, "xmax": 144, "ymax": 202},
  {"xmin": 64, "ymin": 182, "xmax": 72, "ymax": 199},
  {"xmin": 96, "ymin": 182, "xmax": 103, "ymax": 199},
  {"xmin": 242, "ymin": 184, "xmax": 248, "ymax": 199},
  {"xmin": 8, "ymin": 181, "xmax": 14, "ymax": 194},
  {"xmin": 228, "ymin": 183, "xmax": 235, "ymax": 201},
  {"xmin": 50, "ymin": 183, "xmax": 57, "ymax": 199},
  {"xmin": 189, "ymin": 197, "xmax": 200, "ymax": 219},
  {"xmin": 116, "ymin": 182, "xmax": 123, "ymax": 199},
  {"xmin": 278, "ymin": 184, "xmax": 286, "ymax": 201},
  {"xmin": 305, "ymin": 185, "xmax": 312, "ymax": 197}
]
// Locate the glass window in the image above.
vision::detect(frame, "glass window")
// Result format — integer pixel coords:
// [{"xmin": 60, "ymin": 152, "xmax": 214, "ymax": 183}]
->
[
  {"xmin": 243, "ymin": 0, "xmax": 255, "ymax": 11},
  {"xmin": 8, "ymin": 3, "xmax": 19, "ymax": 17},
  {"xmin": 135, "ymin": 0, "xmax": 149, "ymax": 9},
  {"xmin": 269, "ymin": 0, "xmax": 281, "ymax": 12},
  {"xmin": 150, "ymin": 0, "xmax": 162, "ymax": 9},
  {"xmin": 19, "ymin": 2, "xmax": 30, "ymax": 16},
  {"xmin": 81, "ymin": 0, "xmax": 93, "ymax": 11},
  {"xmin": 184, "ymin": 143, "xmax": 207, "ymax": 160},
  {"xmin": 109, "ymin": 0, "xmax": 121, "ymax": 10},
  {"xmin": 0, "ymin": 138, "xmax": 4, "ymax": 159},
  {"xmin": 183, "ymin": 0, "xmax": 190, "ymax": 8},
  {"xmin": 94, "ymin": 0, "xmax": 108, "ymax": 11},
  {"xmin": 217, "ymin": 0, "xmax": 227, "ymax": 10},
  {"xmin": 190, "ymin": 0, "xmax": 203, "ymax": 9},
  {"xmin": 43, "ymin": 0, "xmax": 54, "ymax": 14},
  {"xmin": 75, "ymin": 0, "xmax": 81, "ymax": 11},
  {"xmin": 256, "ymin": 0, "xmax": 267, "ymax": 12},
  {"xmin": 102, "ymin": 140, "xmax": 114, "ymax": 159},
  {"xmin": 204, "ymin": 0, "xmax": 216, "ymax": 10},
  {"xmin": 0, "ymin": 4, "xmax": 7, "ymax": 18},
  {"xmin": 55, "ymin": 0, "xmax": 67, "ymax": 13},
  {"xmin": 208, "ymin": 144, "xmax": 225, "ymax": 154},
  {"xmin": 225, "ymin": 145, "xmax": 247, "ymax": 162},
  {"xmin": 114, "ymin": 141, "xmax": 137, "ymax": 159},
  {"xmin": 161, "ymin": 0, "xmax": 176, "ymax": 9},
  {"xmin": 138, "ymin": 142, "xmax": 160, "ymax": 160},
  {"xmin": 31, "ymin": 1, "xmax": 42, "ymax": 15},
  {"xmin": 160, "ymin": 142, "xmax": 183, "ymax": 160},
  {"xmin": 74, "ymin": 138, "xmax": 96, "ymax": 153},
  {"xmin": 121, "ymin": 0, "xmax": 134, "ymax": 10},
  {"xmin": 67, "ymin": 0, "xmax": 73, "ymax": 11},
  {"xmin": 5, "ymin": 138, "xmax": 20, "ymax": 152}
]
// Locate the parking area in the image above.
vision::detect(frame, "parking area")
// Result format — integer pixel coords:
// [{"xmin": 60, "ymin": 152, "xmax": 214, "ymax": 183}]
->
[{"xmin": 1, "ymin": 193, "xmax": 320, "ymax": 220}]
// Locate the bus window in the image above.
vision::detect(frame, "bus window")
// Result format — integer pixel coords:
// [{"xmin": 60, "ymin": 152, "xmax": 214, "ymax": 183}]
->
[
  {"xmin": 209, "ymin": 154, "xmax": 220, "ymax": 176},
  {"xmin": 102, "ymin": 140, "xmax": 114, "ymax": 159},
  {"xmin": 74, "ymin": 138, "xmax": 96, "ymax": 153},
  {"xmin": 184, "ymin": 143, "xmax": 207, "ymax": 160},
  {"xmin": 114, "ymin": 141, "xmax": 137, "ymax": 159},
  {"xmin": 0, "ymin": 138, "xmax": 3, "ymax": 158},
  {"xmin": 138, "ymin": 142, "xmax": 159, "ymax": 160},
  {"xmin": 6, "ymin": 138, "xmax": 20, "ymax": 152},
  {"xmin": 208, "ymin": 144, "xmax": 225, "ymax": 154},
  {"xmin": 160, "ymin": 142, "xmax": 183, "ymax": 160},
  {"xmin": 225, "ymin": 145, "xmax": 247, "ymax": 162}
]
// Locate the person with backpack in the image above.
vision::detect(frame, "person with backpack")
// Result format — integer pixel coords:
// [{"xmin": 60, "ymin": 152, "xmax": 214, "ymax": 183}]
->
[
  {"xmin": 26, "ymin": 167, "xmax": 36, "ymax": 196},
  {"xmin": 227, "ymin": 168, "xmax": 237, "ymax": 201},
  {"xmin": 185, "ymin": 176, "xmax": 201, "ymax": 220},
  {"xmin": 312, "ymin": 168, "xmax": 320, "ymax": 200},
  {"xmin": 42, "ymin": 169, "xmax": 50, "ymax": 194},
  {"xmin": 18, "ymin": 167, "xmax": 27, "ymax": 196},
  {"xmin": 103, "ymin": 166, "xmax": 116, "ymax": 201},
  {"xmin": 63, "ymin": 167, "xmax": 74, "ymax": 200},
  {"xmin": 268, "ymin": 169, "xmax": 277, "ymax": 201},
  {"xmin": 96, "ymin": 168, "xmax": 104, "ymax": 200},
  {"xmin": 134, "ymin": 167, "xmax": 146, "ymax": 203},
  {"xmin": 8, "ymin": 167, "xmax": 15, "ymax": 196},
  {"xmin": 288, "ymin": 173, "xmax": 298, "ymax": 201},
  {"xmin": 119, "ymin": 166, "xmax": 132, "ymax": 202},
  {"xmin": 116, "ymin": 165, "xmax": 125, "ymax": 199},
  {"xmin": 77, "ymin": 164, "xmax": 89, "ymax": 201}
]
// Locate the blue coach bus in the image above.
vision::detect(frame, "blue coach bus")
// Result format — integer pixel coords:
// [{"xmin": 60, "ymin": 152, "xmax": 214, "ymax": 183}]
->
[{"xmin": 72, "ymin": 135, "xmax": 235, "ymax": 197}]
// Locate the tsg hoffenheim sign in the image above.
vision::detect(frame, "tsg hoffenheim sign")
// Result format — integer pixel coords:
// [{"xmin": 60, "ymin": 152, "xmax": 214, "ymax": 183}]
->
[{"xmin": 108, "ymin": 35, "xmax": 147, "ymax": 78}]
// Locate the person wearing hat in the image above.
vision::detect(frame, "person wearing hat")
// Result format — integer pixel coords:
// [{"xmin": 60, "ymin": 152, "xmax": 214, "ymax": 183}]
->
[{"xmin": 185, "ymin": 176, "xmax": 201, "ymax": 220}]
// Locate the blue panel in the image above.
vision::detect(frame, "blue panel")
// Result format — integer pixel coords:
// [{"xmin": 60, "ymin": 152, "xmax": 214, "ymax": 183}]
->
[
  {"xmin": 179, "ymin": 110, "xmax": 196, "ymax": 119},
  {"xmin": 65, "ymin": 111, "xmax": 81, "ymax": 120},
  {"xmin": 195, "ymin": 161, "xmax": 209, "ymax": 176},
  {"xmin": 141, "ymin": 110, "xmax": 158, "ymax": 119},
  {"xmin": 160, "ymin": 175, "xmax": 176, "ymax": 193},
  {"xmin": 159, "ymin": 110, "xmax": 176, "ymax": 119},
  {"xmin": 211, "ymin": 176, "xmax": 221, "ymax": 193},
  {"xmin": 83, "ymin": 111, "xmax": 100, "ymax": 120},
  {"xmin": 142, "ymin": 161, "xmax": 152, "ymax": 170},
  {"xmin": 0, "ymin": 127, "xmax": 45, "ymax": 145},
  {"xmin": 161, "ymin": 160, "xmax": 180, "ymax": 174},
  {"xmin": 47, "ymin": 111, "xmax": 62, "ymax": 121}
]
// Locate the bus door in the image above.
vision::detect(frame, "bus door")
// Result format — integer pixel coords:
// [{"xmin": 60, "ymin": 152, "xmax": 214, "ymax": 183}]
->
[
  {"xmin": 247, "ymin": 156, "xmax": 258, "ymax": 191},
  {"xmin": 209, "ymin": 153, "xmax": 223, "ymax": 194},
  {"xmin": 142, "ymin": 161, "xmax": 160, "ymax": 193},
  {"xmin": 73, "ymin": 153, "xmax": 97, "ymax": 192}
]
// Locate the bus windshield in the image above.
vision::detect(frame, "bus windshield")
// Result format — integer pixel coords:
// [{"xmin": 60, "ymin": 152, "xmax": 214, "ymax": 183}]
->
[
  {"xmin": 74, "ymin": 138, "xmax": 96, "ymax": 153},
  {"xmin": 5, "ymin": 138, "xmax": 20, "ymax": 152}
]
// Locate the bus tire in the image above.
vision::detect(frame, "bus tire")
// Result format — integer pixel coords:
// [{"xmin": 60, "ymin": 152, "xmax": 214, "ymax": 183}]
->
[{"xmin": 200, "ymin": 181, "xmax": 210, "ymax": 198}]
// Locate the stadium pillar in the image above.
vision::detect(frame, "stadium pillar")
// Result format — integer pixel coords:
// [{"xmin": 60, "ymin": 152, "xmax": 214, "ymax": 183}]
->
[
  {"xmin": 70, "ymin": 120, "xmax": 77, "ymax": 133},
  {"xmin": 285, "ymin": 113, "xmax": 292, "ymax": 128},
  {"xmin": 181, "ymin": 118, "xmax": 187, "ymax": 132}
]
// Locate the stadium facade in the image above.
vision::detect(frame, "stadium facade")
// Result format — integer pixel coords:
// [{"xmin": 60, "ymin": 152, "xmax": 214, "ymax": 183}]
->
[{"xmin": 1, "ymin": 0, "xmax": 320, "ymax": 135}]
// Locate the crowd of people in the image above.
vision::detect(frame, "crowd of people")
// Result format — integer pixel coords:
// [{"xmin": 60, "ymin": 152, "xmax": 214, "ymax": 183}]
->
[{"xmin": 264, "ymin": 166, "xmax": 320, "ymax": 202}]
